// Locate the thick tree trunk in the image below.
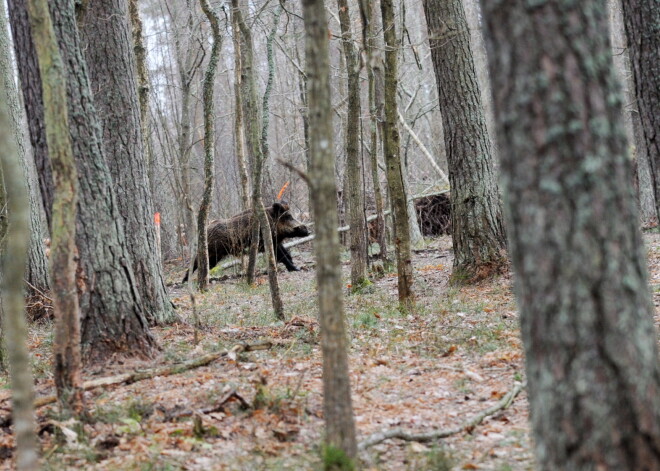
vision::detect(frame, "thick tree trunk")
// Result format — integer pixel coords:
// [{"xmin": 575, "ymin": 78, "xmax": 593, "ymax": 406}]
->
[
  {"xmin": 0, "ymin": 4, "xmax": 50, "ymax": 299},
  {"xmin": 302, "ymin": 0, "xmax": 358, "ymax": 461},
  {"xmin": 482, "ymin": 1, "xmax": 660, "ymax": 469},
  {"xmin": 423, "ymin": 0, "xmax": 507, "ymax": 283},
  {"xmin": 55, "ymin": 0, "xmax": 156, "ymax": 359},
  {"xmin": 196, "ymin": 0, "xmax": 222, "ymax": 291},
  {"xmin": 381, "ymin": 0, "xmax": 414, "ymax": 306},
  {"xmin": 26, "ymin": 0, "xmax": 83, "ymax": 415},
  {"xmin": 608, "ymin": 0, "xmax": 655, "ymax": 222},
  {"xmin": 0, "ymin": 10, "xmax": 39, "ymax": 465},
  {"xmin": 338, "ymin": 0, "xmax": 369, "ymax": 287},
  {"xmin": 6, "ymin": 0, "xmax": 53, "ymax": 229},
  {"xmin": 620, "ymin": 0, "xmax": 660, "ymax": 224},
  {"xmin": 79, "ymin": 0, "xmax": 175, "ymax": 325}
]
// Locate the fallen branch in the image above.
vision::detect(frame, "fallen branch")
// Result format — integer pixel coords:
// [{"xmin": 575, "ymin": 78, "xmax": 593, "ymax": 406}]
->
[
  {"xmin": 1, "ymin": 340, "xmax": 276, "ymax": 411},
  {"xmin": 398, "ymin": 111, "xmax": 449, "ymax": 185},
  {"xmin": 358, "ymin": 381, "xmax": 525, "ymax": 451}
]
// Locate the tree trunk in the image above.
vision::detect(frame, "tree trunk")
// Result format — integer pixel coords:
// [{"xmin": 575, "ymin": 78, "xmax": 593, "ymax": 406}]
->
[
  {"xmin": 0, "ymin": 3, "xmax": 50, "ymax": 299},
  {"xmin": 196, "ymin": 0, "xmax": 222, "ymax": 291},
  {"xmin": 234, "ymin": 1, "xmax": 262, "ymax": 285},
  {"xmin": 79, "ymin": 0, "xmax": 175, "ymax": 325},
  {"xmin": 620, "ymin": 0, "xmax": 660, "ymax": 224},
  {"xmin": 0, "ymin": 6, "xmax": 39, "ymax": 464},
  {"xmin": 19, "ymin": 0, "xmax": 157, "ymax": 361},
  {"xmin": 381, "ymin": 0, "xmax": 414, "ymax": 307},
  {"xmin": 26, "ymin": 0, "xmax": 83, "ymax": 415},
  {"xmin": 258, "ymin": 7, "xmax": 285, "ymax": 320},
  {"xmin": 359, "ymin": 0, "xmax": 388, "ymax": 263},
  {"xmin": 6, "ymin": 0, "xmax": 53, "ymax": 229},
  {"xmin": 338, "ymin": 0, "xmax": 369, "ymax": 287},
  {"xmin": 231, "ymin": 1, "xmax": 251, "ymax": 209},
  {"xmin": 423, "ymin": 0, "xmax": 507, "ymax": 284},
  {"xmin": 481, "ymin": 1, "xmax": 660, "ymax": 469},
  {"xmin": 302, "ymin": 0, "xmax": 358, "ymax": 461}
]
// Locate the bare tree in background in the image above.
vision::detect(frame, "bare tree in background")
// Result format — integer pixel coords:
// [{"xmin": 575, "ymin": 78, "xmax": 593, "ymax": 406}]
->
[
  {"xmin": 338, "ymin": 0, "xmax": 369, "ymax": 288},
  {"xmin": 620, "ymin": 0, "xmax": 660, "ymax": 224},
  {"xmin": 0, "ymin": 0, "xmax": 49, "ymax": 302},
  {"xmin": 196, "ymin": 0, "xmax": 222, "ymax": 291},
  {"xmin": 26, "ymin": 0, "xmax": 83, "ymax": 415},
  {"xmin": 302, "ymin": 0, "xmax": 357, "ymax": 461},
  {"xmin": 381, "ymin": 0, "xmax": 414, "ymax": 307},
  {"xmin": 423, "ymin": 0, "xmax": 507, "ymax": 284},
  {"xmin": 482, "ymin": 0, "xmax": 660, "ymax": 468}
]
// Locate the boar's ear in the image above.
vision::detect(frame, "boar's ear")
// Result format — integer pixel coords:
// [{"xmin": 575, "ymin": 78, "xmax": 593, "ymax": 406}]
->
[{"xmin": 272, "ymin": 201, "xmax": 289, "ymax": 214}]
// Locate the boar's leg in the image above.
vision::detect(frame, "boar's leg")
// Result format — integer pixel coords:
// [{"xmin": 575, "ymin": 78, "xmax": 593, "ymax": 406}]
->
[
  {"xmin": 181, "ymin": 257, "xmax": 198, "ymax": 283},
  {"xmin": 276, "ymin": 244, "xmax": 300, "ymax": 271}
]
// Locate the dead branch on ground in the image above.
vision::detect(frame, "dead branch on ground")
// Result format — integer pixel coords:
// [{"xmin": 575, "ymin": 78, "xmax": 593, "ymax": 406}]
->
[{"xmin": 358, "ymin": 381, "xmax": 525, "ymax": 451}]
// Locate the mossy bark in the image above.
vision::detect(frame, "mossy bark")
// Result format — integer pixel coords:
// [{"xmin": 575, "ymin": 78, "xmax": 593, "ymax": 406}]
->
[
  {"xmin": 302, "ymin": 0, "xmax": 358, "ymax": 459},
  {"xmin": 482, "ymin": 1, "xmax": 660, "ymax": 468},
  {"xmin": 337, "ymin": 0, "xmax": 369, "ymax": 287},
  {"xmin": 381, "ymin": 0, "xmax": 414, "ymax": 306},
  {"xmin": 196, "ymin": 0, "xmax": 222, "ymax": 291},
  {"xmin": 26, "ymin": 0, "xmax": 83, "ymax": 415}
]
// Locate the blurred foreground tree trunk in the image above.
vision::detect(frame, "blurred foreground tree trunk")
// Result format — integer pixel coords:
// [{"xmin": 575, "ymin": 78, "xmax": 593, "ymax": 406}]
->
[
  {"xmin": 27, "ymin": 0, "xmax": 83, "ymax": 415},
  {"xmin": 0, "ymin": 18, "xmax": 39, "ymax": 469},
  {"xmin": 423, "ymin": 0, "xmax": 507, "ymax": 284},
  {"xmin": 302, "ymin": 0, "xmax": 357, "ymax": 461},
  {"xmin": 381, "ymin": 0, "xmax": 414, "ymax": 307},
  {"xmin": 482, "ymin": 1, "xmax": 660, "ymax": 468},
  {"xmin": 79, "ymin": 0, "xmax": 175, "ymax": 325},
  {"xmin": 620, "ymin": 0, "xmax": 660, "ymax": 224},
  {"xmin": 338, "ymin": 0, "xmax": 369, "ymax": 287}
]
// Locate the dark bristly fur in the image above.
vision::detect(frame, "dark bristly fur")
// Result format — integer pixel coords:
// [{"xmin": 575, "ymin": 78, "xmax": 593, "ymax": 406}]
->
[{"xmin": 182, "ymin": 201, "xmax": 310, "ymax": 282}]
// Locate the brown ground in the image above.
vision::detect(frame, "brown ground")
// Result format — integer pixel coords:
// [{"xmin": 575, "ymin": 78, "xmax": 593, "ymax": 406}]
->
[{"xmin": 2, "ymin": 233, "xmax": 660, "ymax": 470}]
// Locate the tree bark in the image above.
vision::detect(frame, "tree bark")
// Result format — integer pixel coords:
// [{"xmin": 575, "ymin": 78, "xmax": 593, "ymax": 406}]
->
[
  {"xmin": 79, "ymin": 0, "xmax": 175, "ymax": 325},
  {"xmin": 6, "ymin": 0, "xmax": 53, "ymax": 230},
  {"xmin": 0, "ymin": 7, "xmax": 39, "ymax": 465},
  {"xmin": 620, "ymin": 0, "xmax": 660, "ymax": 224},
  {"xmin": 231, "ymin": 0, "xmax": 251, "ymax": 209},
  {"xmin": 234, "ymin": 1, "xmax": 262, "ymax": 285},
  {"xmin": 0, "ymin": 2, "xmax": 50, "ymax": 299},
  {"xmin": 381, "ymin": 0, "xmax": 414, "ymax": 307},
  {"xmin": 258, "ymin": 7, "xmax": 285, "ymax": 320},
  {"xmin": 53, "ymin": 0, "xmax": 157, "ymax": 360},
  {"xmin": 302, "ymin": 0, "xmax": 358, "ymax": 461},
  {"xmin": 338, "ymin": 0, "xmax": 369, "ymax": 287},
  {"xmin": 481, "ymin": 1, "xmax": 660, "ymax": 469},
  {"xmin": 26, "ymin": 0, "xmax": 83, "ymax": 415},
  {"xmin": 423, "ymin": 0, "xmax": 507, "ymax": 283},
  {"xmin": 359, "ymin": 0, "xmax": 388, "ymax": 263},
  {"xmin": 196, "ymin": 0, "xmax": 222, "ymax": 291}
]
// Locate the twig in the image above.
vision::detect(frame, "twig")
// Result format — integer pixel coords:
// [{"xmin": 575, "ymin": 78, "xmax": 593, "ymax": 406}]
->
[
  {"xmin": 277, "ymin": 158, "xmax": 310, "ymax": 184},
  {"xmin": 0, "ymin": 340, "xmax": 276, "ymax": 410},
  {"xmin": 357, "ymin": 381, "xmax": 525, "ymax": 451}
]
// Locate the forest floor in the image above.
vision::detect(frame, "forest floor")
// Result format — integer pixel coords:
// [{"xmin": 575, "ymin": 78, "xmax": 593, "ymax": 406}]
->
[{"xmin": 2, "ymin": 233, "xmax": 660, "ymax": 470}]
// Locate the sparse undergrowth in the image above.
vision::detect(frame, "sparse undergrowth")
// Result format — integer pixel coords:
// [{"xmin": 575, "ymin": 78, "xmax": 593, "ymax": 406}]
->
[{"xmin": 20, "ymin": 233, "xmax": 660, "ymax": 469}]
